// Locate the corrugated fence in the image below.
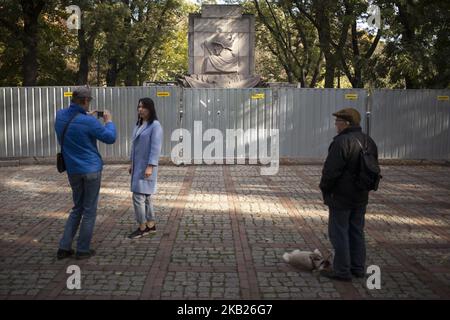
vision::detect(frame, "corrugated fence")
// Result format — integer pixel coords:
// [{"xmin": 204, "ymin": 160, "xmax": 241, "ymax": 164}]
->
[
  {"xmin": 0, "ymin": 86, "xmax": 449, "ymax": 160},
  {"xmin": 0, "ymin": 86, "xmax": 181, "ymax": 159},
  {"xmin": 371, "ymin": 89, "xmax": 450, "ymax": 159},
  {"xmin": 277, "ymin": 88, "xmax": 367, "ymax": 157},
  {"xmin": 182, "ymin": 88, "xmax": 274, "ymax": 162}
]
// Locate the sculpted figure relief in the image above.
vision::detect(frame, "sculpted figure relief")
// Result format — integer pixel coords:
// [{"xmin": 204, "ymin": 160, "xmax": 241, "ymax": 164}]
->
[
  {"xmin": 202, "ymin": 34, "xmax": 238, "ymax": 74},
  {"xmin": 180, "ymin": 5, "xmax": 262, "ymax": 88}
]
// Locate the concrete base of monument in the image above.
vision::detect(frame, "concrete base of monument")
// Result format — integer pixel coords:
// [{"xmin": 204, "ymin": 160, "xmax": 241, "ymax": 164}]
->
[{"xmin": 181, "ymin": 73, "xmax": 263, "ymax": 88}]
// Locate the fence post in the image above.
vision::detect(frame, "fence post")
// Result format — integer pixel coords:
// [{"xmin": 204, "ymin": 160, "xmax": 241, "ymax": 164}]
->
[
  {"xmin": 272, "ymin": 87, "xmax": 279, "ymax": 131},
  {"xmin": 366, "ymin": 88, "xmax": 372, "ymax": 136},
  {"xmin": 366, "ymin": 111, "xmax": 371, "ymax": 136},
  {"xmin": 177, "ymin": 86, "xmax": 184, "ymax": 165}
]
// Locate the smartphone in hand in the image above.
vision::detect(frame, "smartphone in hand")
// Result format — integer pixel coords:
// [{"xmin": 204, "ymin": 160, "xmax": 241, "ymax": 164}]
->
[{"xmin": 97, "ymin": 111, "xmax": 104, "ymax": 118}]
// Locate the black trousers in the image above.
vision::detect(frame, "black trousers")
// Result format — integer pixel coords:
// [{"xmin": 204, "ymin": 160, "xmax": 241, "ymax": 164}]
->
[{"xmin": 328, "ymin": 206, "xmax": 367, "ymax": 278}]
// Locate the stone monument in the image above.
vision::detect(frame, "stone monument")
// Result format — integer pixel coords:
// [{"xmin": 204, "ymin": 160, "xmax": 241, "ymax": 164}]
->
[{"xmin": 181, "ymin": 4, "xmax": 262, "ymax": 88}]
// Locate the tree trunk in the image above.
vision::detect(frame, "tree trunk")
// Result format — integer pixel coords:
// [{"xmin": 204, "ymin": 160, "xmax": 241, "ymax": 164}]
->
[
  {"xmin": 397, "ymin": 1, "xmax": 419, "ymax": 89},
  {"xmin": 77, "ymin": 26, "xmax": 97, "ymax": 85},
  {"xmin": 121, "ymin": 0, "xmax": 138, "ymax": 86},
  {"xmin": 351, "ymin": 23, "xmax": 363, "ymax": 88},
  {"xmin": 124, "ymin": 56, "xmax": 138, "ymax": 86},
  {"xmin": 106, "ymin": 58, "xmax": 119, "ymax": 86},
  {"xmin": 314, "ymin": 3, "xmax": 335, "ymax": 88},
  {"xmin": 287, "ymin": 70, "xmax": 294, "ymax": 84},
  {"xmin": 20, "ymin": 0, "xmax": 45, "ymax": 86},
  {"xmin": 309, "ymin": 51, "xmax": 323, "ymax": 88},
  {"xmin": 323, "ymin": 53, "xmax": 336, "ymax": 88},
  {"xmin": 22, "ymin": 24, "xmax": 39, "ymax": 86},
  {"xmin": 337, "ymin": 70, "xmax": 341, "ymax": 88},
  {"xmin": 96, "ymin": 51, "xmax": 101, "ymax": 87},
  {"xmin": 77, "ymin": 29, "xmax": 89, "ymax": 85}
]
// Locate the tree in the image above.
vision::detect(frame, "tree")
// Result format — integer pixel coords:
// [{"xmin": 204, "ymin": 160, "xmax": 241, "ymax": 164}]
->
[
  {"xmin": 0, "ymin": 0, "xmax": 77, "ymax": 86},
  {"xmin": 336, "ymin": 0, "xmax": 382, "ymax": 88},
  {"xmin": 20, "ymin": 0, "xmax": 47, "ymax": 86},
  {"xmin": 251, "ymin": 0, "xmax": 323, "ymax": 87},
  {"xmin": 98, "ymin": 0, "xmax": 186, "ymax": 86},
  {"xmin": 37, "ymin": 5, "xmax": 78, "ymax": 85},
  {"xmin": 0, "ymin": 0, "xmax": 46, "ymax": 86},
  {"xmin": 361, "ymin": 0, "xmax": 450, "ymax": 89},
  {"xmin": 290, "ymin": 0, "xmax": 357, "ymax": 88},
  {"xmin": 392, "ymin": 0, "xmax": 448, "ymax": 88},
  {"xmin": 0, "ymin": 0, "xmax": 447, "ymax": 88},
  {"xmin": 72, "ymin": 0, "xmax": 102, "ymax": 85},
  {"xmin": 145, "ymin": 2, "xmax": 194, "ymax": 82}
]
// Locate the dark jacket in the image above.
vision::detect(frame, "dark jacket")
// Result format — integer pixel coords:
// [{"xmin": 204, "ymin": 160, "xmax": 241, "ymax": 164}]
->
[{"xmin": 319, "ymin": 126, "xmax": 378, "ymax": 209}]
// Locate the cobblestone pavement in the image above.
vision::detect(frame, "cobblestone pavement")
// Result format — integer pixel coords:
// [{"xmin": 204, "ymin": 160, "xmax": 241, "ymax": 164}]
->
[{"xmin": 0, "ymin": 164, "xmax": 449, "ymax": 300}]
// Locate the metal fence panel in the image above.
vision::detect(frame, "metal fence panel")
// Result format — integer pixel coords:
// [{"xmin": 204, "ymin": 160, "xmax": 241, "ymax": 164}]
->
[
  {"xmin": 182, "ymin": 88, "xmax": 274, "ymax": 162},
  {"xmin": 0, "ymin": 87, "xmax": 73, "ymax": 158},
  {"xmin": 278, "ymin": 88, "xmax": 367, "ymax": 158},
  {"xmin": 371, "ymin": 89, "xmax": 450, "ymax": 160},
  {"xmin": 0, "ymin": 86, "xmax": 180, "ymax": 158},
  {"xmin": 1, "ymin": 86, "xmax": 449, "ymax": 161}
]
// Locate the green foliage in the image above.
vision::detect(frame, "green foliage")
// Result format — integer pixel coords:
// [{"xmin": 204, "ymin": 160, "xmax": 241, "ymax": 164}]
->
[
  {"xmin": 91, "ymin": 0, "xmax": 195, "ymax": 85},
  {"xmin": 0, "ymin": 0, "xmax": 447, "ymax": 88},
  {"xmin": 367, "ymin": 0, "xmax": 450, "ymax": 88},
  {"xmin": 37, "ymin": 5, "xmax": 78, "ymax": 85},
  {"xmin": 250, "ymin": 0, "xmax": 323, "ymax": 85}
]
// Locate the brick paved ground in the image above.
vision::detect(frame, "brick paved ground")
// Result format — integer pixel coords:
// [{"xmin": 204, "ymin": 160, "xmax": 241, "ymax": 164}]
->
[{"xmin": 0, "ymin": 164, "xmax": 449, "ymax": 300}]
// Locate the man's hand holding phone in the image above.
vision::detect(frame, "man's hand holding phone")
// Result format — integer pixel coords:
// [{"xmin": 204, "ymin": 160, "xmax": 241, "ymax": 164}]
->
[
  {"xmin": 89, "ymin": 110, "xmax": 112, "ymax": 123},
  {"xmin": 102, "ymin": 110, "xmax": 112, "ymax": 123}
]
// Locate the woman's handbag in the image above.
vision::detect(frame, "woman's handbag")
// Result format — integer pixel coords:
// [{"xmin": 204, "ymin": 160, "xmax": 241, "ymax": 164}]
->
[{"xmin": 57, "ymin": 112, "xmax": 80, "ymax": 173}]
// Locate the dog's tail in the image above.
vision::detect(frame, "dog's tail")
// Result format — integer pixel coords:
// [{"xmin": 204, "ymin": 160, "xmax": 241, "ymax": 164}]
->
[{"xmin": 282, "ymin": 252, "xmax": 290, "ymax": 263}]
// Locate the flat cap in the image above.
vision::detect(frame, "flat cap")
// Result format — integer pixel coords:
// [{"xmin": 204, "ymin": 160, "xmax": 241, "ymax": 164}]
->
[{"xmin": 332, "ymin": 108, "xmax": 361, "ymax": 125}]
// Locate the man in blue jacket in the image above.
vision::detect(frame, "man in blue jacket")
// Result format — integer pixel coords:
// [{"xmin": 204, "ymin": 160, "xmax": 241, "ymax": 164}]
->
[{"xmin": 54, "ymin": 86, "xmax": 116, "ymax": 260}]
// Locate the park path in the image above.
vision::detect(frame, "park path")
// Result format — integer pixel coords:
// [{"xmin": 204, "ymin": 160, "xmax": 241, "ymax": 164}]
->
[{"xmin": 0, "ymin": 164, "xmax": 449, "ymax": 299}]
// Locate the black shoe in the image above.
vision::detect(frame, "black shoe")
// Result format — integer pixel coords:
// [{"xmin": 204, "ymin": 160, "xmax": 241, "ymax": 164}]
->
[
  {"xmin": 75, "ymin": 249, "xmax": 96, "ymax": 260},
  {"xmin": 320, "ymin": 270, "xmax": 352, "ymax": 282},
  {"xmin": 57, "ymin": 248, "xmax": 74, "ymax": 260},
  {"xmin": 351, "ymin": 271, "xmax": 365, "ymax": 278},
  {"xmin": 128, "ymin": 228, "xmax": 146, "ymax": 239},
  {"xmin": 143, "ymin": 224, "xmax": 156, "ymax": 235}
]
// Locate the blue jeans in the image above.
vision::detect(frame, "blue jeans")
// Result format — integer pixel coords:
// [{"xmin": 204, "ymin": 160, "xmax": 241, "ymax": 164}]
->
[
  {"xmin": 59, "ymin": 171, "xmax": 102, "ymax": 253},
  {"xmin": 328, "ymin": 206, "xmax": 366, "ymax": 278},
  {"xmin": 132, "ymin": 192, "xmax": 155, "ymax": 225}
]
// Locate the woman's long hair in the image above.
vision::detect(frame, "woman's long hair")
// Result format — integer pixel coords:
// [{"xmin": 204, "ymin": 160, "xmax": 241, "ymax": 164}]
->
[{"xmin": 136, "ymin": 97, "xmax": 158, "ymax": 126}]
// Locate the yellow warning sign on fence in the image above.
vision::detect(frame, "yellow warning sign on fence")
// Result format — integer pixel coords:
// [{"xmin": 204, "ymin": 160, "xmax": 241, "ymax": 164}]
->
[
  {"xmin": 437, "ymin": 96, "xmax": 449, "ymax": 101},
  {"xmin": 345, "ymin": 93, "xmax": 358, "ymax": 100},
  {"xmin": 64, "ymin": 92, "xmax": 73, "ymax": 97},
  {"xmin": 251, "ymin": 93, "xmax": 265, "ymax": 99},
  {"xmin": 157, "ymin": 91, "xmax": 170, "ymax": 97}
]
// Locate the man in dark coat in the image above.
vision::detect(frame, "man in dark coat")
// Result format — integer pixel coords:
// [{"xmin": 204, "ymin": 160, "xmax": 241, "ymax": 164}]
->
[{"xmin": 319, "ymin": 108, "xmax": 379, "ymax": 281}]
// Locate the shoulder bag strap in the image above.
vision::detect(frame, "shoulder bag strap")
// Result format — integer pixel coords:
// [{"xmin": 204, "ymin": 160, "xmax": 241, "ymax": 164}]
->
[
  {"xmin": 354, "ymin": 136, "xmax": 364, "ymax": 151},
  {"xmin": 60, "ymin": 112, "xmax": 80, "ymax": 152}
]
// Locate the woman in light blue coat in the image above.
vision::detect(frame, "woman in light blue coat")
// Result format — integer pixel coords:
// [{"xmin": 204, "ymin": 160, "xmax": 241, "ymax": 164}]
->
[{"xmin": 128, "ymin": 98, "xmax": 163, "ymax": 239}]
